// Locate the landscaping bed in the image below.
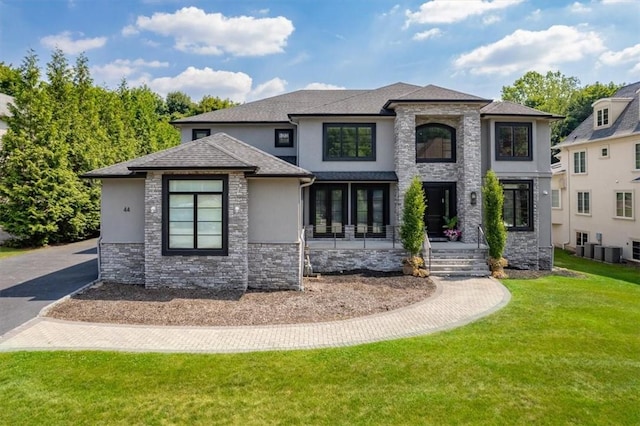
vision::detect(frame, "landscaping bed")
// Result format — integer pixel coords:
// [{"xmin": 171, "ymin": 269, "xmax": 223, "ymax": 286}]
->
[{"xmin": 45, "ymin": 272, "xmax": 436, "ymax": 326}]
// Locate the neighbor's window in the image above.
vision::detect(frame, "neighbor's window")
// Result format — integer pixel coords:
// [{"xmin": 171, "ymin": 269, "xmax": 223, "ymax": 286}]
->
[
  {"xmin": 275, "ymin": 129, "xmax": 294, "ymax": 147},
  {"xmin": 615, "ymin": 191, "xmax": 633, "ymax": 219},
  {"xmin": 551, "ymin": 189, "xmax": 561, "ymax": 209},
  {"xmin": 323, "ymin": 123, "xmax": 375, "ymax": 161},
  {"xmin": 576, "ymin": 231, "xmax": 589, "ymax": 246},
  {"xmin": 577, "ymin": 191, "xmax": 590, "ymax": 215},
  {"xmin": 501, "ymin": 180, "xmax": 533, "ymax": 231},
  {"xmin": 600, "ymin": 146, "xmax": 609, "ymax": 158},
  {"xmin": 633, "ymin": 241, "xmax": 640, "ymax": 261},
  {"xmin": 416, "ymin": 123, "xmax": 456, "ymax": 163},
  {"xmin": 635, "ymin": 143, "xmax": 640, "ymax": 169},
  {"xmin": 192, "ymin": 129, "xmax": 211, "ymax": 140},
  {"xmin": 163, "ymin": 175, "xmax": 227, "ymax": 256},
  {"xmin": 495, "ymin": 122, "xmax": 532, "ymax": 161},
  {"xmin": 573, "ymin": 151, "xmax": 587, "ymax": 174},
  {"xmin": 596, "ymin": 108, "xmax": 609, "ymax": 127}
]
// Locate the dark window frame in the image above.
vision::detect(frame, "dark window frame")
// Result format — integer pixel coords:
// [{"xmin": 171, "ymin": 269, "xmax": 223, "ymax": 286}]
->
[
  {"xmin": 633, "ymin": 241, "xmax": 640, "ymax": 261},
  {"xmin": 309, "ymin": 183, "xmax": 348, "ymax": 238},
  {"xmin": 162, "ymin": 174, "xmax": 228, "ymax": 256},
  {"xmin": 275, "ymin": 129, "xmax": 294, "ymax": 148},
  {"xmin": 322, "ymin": 123, "xmax": 376, "ymax": 161},
  {"xmin": 192, "ymin": 129, "xmax": 211, "ymax": 140},
  {"xmin": 501, "ymin": 179, "xmax": 534, "ymax": 231},
  {"xmin": 415, "ymin": 123, "xmax": 457, "ymax": 163},
  {"xmin": 576, "ymin": 231, "xmax": 589, "ymax": 246},
  {"xmin": 495, "ymin": 122, "xmax": 533, "ymax": 161},
  {"xmin": 351, "ymin": 183, "xmax": 390, "ymax": 238}
]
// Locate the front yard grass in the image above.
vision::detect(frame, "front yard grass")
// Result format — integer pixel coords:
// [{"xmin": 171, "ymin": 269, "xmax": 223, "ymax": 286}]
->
[
  {"xmin": 0, "ymin": 249, "xmax": 638, "ymax": 424},
  {"xmin": 0, "ymin": 246, "xmax": 31, "ymax": 259}
]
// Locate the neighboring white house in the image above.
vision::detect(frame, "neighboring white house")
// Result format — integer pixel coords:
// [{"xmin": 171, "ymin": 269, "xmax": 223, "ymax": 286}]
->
[
  {"xmin": 86, "ymin": 82, "xmax": 559, "ymax": 290},
  {"xmin": 552, "ymin": 81, "xmax": 640, "ymax": 263}
]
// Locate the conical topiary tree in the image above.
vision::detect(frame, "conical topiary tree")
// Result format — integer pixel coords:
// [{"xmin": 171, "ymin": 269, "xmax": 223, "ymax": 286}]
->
[
  {"xmin": 482, "ymin": 169, "xmax": 508, "ymax": 278},
  {"xmin": 400, "ymin": 177, "xmax": 428, "ymax": 276}
]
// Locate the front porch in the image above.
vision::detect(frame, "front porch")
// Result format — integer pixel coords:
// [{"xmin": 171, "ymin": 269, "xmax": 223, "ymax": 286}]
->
[{"xmin": 305, "ymin": 228, "xmax": 489, "ymax": 277}]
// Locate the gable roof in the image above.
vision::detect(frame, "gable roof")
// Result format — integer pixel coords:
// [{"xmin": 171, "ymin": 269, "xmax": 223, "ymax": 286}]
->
[
  {"xmin": 557, "ymin": 81, "xmax": 640, "ymax": 148},
  {"xmin": 83, "ymin": 133, "xmax": 313, "ymax": 178},
  {"xmin": 383, "ymin": 84, "xmax": 491, "ymax": 108},
  {"xmin": 480, "ymin": 100, "xmax": 563, "ymax": 118}
]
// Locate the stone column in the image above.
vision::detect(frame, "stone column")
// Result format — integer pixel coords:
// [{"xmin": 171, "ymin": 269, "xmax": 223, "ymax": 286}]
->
[
  {"xmin": 460, "ymin": 113, "xmax": 482, "ymax": 244},
  {"xmin": 393, "ymin": 106, "xmax": 419, "ymax": 224}
]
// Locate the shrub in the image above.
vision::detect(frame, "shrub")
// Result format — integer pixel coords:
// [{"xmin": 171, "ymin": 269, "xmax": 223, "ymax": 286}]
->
[
  {"xmin": 400, "ymin": 177, "xmax": 426, "ymax": 257},
  {"xmin": 482, "ymin": 169, "xmax": 507, "ymax": 260}
]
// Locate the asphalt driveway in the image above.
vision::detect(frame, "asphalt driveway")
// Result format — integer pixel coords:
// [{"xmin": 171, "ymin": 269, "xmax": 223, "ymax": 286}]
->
[{"xmin": 0, "ymin": 238, "xmax": 97, "ymax": 336}]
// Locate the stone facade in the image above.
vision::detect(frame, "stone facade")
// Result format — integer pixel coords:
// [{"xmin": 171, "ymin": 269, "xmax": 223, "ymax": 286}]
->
[
  {"xmin": 248, "ymin": 242, "xmax": 302, "ymax": 290},
  {"xmin": 144, "ymin": 171, "xmax": 249, "ymax": 290},
  {"xmin": 394, "ymin": 104, "xmax": 483, "ymax": 245},
  {"xmin": 309, "ymin": 248, "xmax": 406, "ymax": 273},
  {"xmin": 99, "ymin": 242, "xmax": 145, "ymax": 284}
]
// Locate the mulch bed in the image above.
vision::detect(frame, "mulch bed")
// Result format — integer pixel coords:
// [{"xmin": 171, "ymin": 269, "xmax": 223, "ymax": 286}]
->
[{"xmin": 45, "ymin": 272, "xmax": 436, "ymax": 326}]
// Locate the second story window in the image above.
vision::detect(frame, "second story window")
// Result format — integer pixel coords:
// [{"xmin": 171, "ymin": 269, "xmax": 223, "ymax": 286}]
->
[
  {"xmin": 416, "ymin": 123, "xmax": 456, "ymax": 163},
  {"xmin": 495, "ymin": 122, "xmax": 532, "ymax": 161},
  {"xmin": 577, "ymin": 191, "xmax": 590, "ymax": 215},
  {"xmin": 635, "ymin": 143, "xmax": 640, "ymax": 170},
  {"xmin": 192, "ymin": 129, "xmax": 211, "ymax": 140},
  {"xmin": 323, "ymin": 123, "xmax": 376, "ymax": 161},
  {"xmin": 573, "ymin": 151, "xmax": 587, "ymax": 174},
  {"xmin": 275, "ymin": 129, "xmax": 294, "ymax": 147}
]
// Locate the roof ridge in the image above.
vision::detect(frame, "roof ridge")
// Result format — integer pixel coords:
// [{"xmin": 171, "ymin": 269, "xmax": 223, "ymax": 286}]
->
[
  {"xmin": 134, "ymin": 140, "xmax": 199, "ymax": 168},
  {"xmin": 202, "ymin": 135, "xmax": 256, "ymax": 168}
]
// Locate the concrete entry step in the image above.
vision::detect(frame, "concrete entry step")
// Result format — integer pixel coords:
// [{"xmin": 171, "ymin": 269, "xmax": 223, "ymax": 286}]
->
[{"xmin": 427, "ymin": 246, "xmax": 490, "ymax": 277}]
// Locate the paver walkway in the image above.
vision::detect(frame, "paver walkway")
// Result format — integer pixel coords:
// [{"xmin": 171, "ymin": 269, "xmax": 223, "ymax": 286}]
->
[{"xmin": 0, "ymin": 277, "xmax": 510, "ymax": 353}]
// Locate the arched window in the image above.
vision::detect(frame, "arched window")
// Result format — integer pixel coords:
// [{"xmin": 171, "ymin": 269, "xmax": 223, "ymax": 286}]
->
[{"xmin": 416, "ymin": 123, "xmax": 456, "ymax": 163}]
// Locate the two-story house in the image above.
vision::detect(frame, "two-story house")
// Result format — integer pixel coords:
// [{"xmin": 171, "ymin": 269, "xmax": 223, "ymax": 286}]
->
[
  {"xmin": 85, "ymin": 83, "xmax": 558, "ymax": 290},
  {"xmin": 552, "ymin": 81, "xmax": 640, "ymax": 263}
]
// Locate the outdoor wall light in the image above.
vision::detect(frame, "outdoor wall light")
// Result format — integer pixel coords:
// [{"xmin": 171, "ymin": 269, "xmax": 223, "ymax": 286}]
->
[{"xmin": 470, "ymin": 191, "xmax": 477, "ymax": 205}]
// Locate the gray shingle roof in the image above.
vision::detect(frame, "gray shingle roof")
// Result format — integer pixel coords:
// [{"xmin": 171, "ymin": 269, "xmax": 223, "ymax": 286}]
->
[
  {"xmin": 480, "ymin": 100, "xmax": 563, "ymax": 118},
  {"xmin": 557, "ymin": 81, "xmax": 640, "ymax": 148},
  {"xmin": 313, "ymin": 171, "xmax": 398, "ymax": 181},
  {"xmin": 84, "ymin": 133, "xmax": 313, "ymax": 178},
  {"xmin": 0, "ymin": 93, "xmax": 14, "ymax": 118},
  {"xmin": 386, "ymin": 84, "xmax": 491, "ymax": 105},
  {"xmin": 291, "ymin": 83, "xmax": 421, "ymax": 116}
]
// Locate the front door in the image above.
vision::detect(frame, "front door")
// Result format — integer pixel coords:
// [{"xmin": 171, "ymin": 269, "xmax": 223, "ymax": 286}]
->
[
  {"xmin": 310, "ymin": 184, "xmax": 348, "ymax": 237},
  {"xmin": 422, "ymin": 182, "xmax": 457, "ymax": 238}
]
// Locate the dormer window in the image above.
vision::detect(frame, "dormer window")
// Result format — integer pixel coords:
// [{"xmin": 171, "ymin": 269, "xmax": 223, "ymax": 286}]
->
[{"xmin": 596, "ymin": 108, "xmax": 609, "ymax": 127}]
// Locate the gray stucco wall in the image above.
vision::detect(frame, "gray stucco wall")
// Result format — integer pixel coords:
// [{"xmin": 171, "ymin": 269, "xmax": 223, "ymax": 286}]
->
[
  {"xmin": 100, "ymin": 179, "xmax": 145, "ymax": 243},
  {"xmin": 248, "ymin": 178, "xmax": 301, "ymax": 243}
]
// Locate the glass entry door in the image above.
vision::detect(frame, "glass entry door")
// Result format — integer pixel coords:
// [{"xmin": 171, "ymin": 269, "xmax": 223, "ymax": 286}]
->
[
  {"xmin": 352, "ymin": 184, "xmax": 389, "ymax": 237},
  {"xmin": 310, "ymin": 184, "xmax": 347, "ymax": 237}
]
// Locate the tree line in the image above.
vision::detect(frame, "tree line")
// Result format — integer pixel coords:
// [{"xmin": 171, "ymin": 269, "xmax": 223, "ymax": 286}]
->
[{"xmin": 0, "ymin": 50, "xmax": 235, "ymax": 247}]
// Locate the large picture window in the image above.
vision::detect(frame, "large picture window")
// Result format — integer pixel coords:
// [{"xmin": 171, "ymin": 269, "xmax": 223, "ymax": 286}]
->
[
  {"xmin": 502, "ymin": 180, "xmax": 533, "ymax": 231},
  {"xmin": 162, "ymin": 175, "xmax": 227, "ymax": 256},
  {"xmin": 323, "ymin": 123, "xmax": 375, "ymax": 161},
  {"xmin": 416, "ymin": 123, "xmax": 456, "ymax": 162},
  {"xmin": 495, "ymin": 122, "xmax": 532, "ymax": 161}
]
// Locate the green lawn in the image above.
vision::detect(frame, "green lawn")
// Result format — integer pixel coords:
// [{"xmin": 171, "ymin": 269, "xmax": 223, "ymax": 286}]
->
[
  {"xmin": 0, "ymin": 246, "xmax": 31, "ymax": 259},
  {"xmin": 1, "ymin": 249, "xmax": 639, "ymax": 425}
]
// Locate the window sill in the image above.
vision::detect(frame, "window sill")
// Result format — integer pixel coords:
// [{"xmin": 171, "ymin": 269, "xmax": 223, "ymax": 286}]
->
[
  {"xmin": 575, "ymin": 213, "xmax": 592, "ymax": 217},
  {"xmin": 613, "ymin": 216, "xmax": 635, "ymax": 221}
]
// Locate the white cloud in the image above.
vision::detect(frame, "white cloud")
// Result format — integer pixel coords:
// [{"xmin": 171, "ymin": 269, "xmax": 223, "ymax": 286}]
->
[
  {"xmin": 569, "ymin": 2, "xmax": 591, "ymax": 13},
  {"xmin": 599, "ymin": 43, "xmax": 640, "ymax": 71},
  {"xmin": 248, "ymin": 78, "xmax": 288, "ymax": 101},
  {"xmin": 412, "ymin": 28, "xmax": 442, "ymax": 41},
  {"xmin": 405, "ymin": 0, "xmax": 522, "ymax": 26},
  {"xmin": 303, "ymin": 83, "xmax": 347, "ymax": 90},
  {"xmin": 453, "ymin": 25, "xmax": 605, "ymax": 75},
  {"xmin": 40, "ymin": 31, "xmax": 107, "ymax": 54},
  {"xmin": 91, "ymin": 58, "xmax": 169, "ymax": 87},
  {"xmin": 482, "ymin": 15, "xmax": 501, "ymax": 25},
  {"xmin": 147, "ymin": 67, "xmax": 254, "ymax": 102},
  {"xmin": 125, "ymin": 7, "xmax": 295, "ymax": 56},
  {"xmin": 122, "ymin": 25, "xmax": 139, "ymax": 36}
]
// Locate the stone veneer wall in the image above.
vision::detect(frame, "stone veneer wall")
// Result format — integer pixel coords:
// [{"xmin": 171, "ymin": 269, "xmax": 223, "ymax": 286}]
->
[
  {"xmin": 500, "ymin": 177, "xmax": 552, "ymax": 270},
  {"xmin": 99, "ymin": 242, "xmax": 145, "ymax": 285},
  {"xmin": 248, "ymin": 242, "xmax": 302, "ymax": 290},
  {"xmin": 309, "ymin": 248, "xmax": 406, "ymax": 273},
  {"xmin": 393, "ymin": 104, "xmax": 483, "ymax": 245},
  {"xmin": 144, "ymin": 171, "xmax": 249, "ymax": 290}
]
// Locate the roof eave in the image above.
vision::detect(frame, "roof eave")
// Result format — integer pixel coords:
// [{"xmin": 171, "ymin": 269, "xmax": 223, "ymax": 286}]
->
[
  {"xmin": 170, "ymin": 120, "xmax": 291, "ymax": 125},
  {"xmin": 481, "ymin": 113, "xmax": 565, "ymax": 120},
  {"xmin": 383, "ymin": 98, "xmax": 492, "ymax": 109}
]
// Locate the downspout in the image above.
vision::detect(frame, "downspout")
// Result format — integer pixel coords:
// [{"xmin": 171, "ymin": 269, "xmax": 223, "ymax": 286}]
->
[
  {"xmin": 299, "ymin": 177, "xmax": 316, "ymax": 284},
  {"xmin": 562, "ymin": 147, "xmax": 571, "ymax": 249}
]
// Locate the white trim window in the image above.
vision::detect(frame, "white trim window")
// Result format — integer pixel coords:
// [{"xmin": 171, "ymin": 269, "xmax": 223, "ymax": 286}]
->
[
  {"xmin": 596, "ymin": 107, "xmax": 609, "ymax": 127},
  {"xmin": 615, "ymin": 191, "xmax": 633, "ymax": 219},
  {"xmin": 577, "ymin": 191, "xmax": 590, "ymax": 215},
  {"xmin": 635, "ymin": 143, "xmax": 640, "ymax": 170},
  {"xmin": 600, "ymin": 145, "xmax": 609, "ymax": 158},
  {"xmin": 573, "ymin": 150, "xmax": 587, "ymax": 174},
  {"xmin": 551, "ymin": 189, "xmax": 561, "ymax": 209}
]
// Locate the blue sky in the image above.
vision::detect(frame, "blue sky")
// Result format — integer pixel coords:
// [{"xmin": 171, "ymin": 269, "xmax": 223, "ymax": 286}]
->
[{"xmin": 1, "ymin": 0, "xmax": 638, "ymax": 103}]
